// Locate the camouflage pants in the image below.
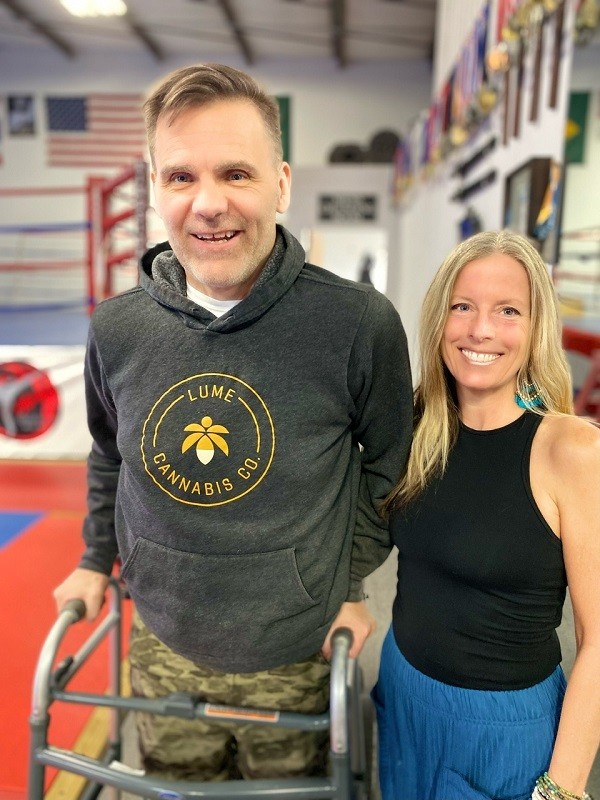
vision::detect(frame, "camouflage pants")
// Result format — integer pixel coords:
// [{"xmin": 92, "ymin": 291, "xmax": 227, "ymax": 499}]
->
[{"xmin": 128, "ymin": 609, "xmax": 331, "ymax": 781}]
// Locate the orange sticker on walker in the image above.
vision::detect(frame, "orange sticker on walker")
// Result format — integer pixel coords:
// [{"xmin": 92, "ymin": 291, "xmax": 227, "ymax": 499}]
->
[{"xmin": 204, "ymin": 703, "xmax": 280, "ymax": 723}]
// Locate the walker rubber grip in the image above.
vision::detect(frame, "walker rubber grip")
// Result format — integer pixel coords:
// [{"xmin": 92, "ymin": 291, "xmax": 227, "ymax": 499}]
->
[
  {"xmin": 331, "ymin": 626, "xmax": 354, "ymax": 648},
  {"xmin": 64, "ymin": 598, "xmax": 86, "ymax": 621}
]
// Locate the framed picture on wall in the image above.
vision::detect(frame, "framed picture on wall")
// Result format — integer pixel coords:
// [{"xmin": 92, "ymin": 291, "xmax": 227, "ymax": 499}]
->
[
  {"xmin": 7, "ymin": 95, "xmax": 35, "ymax": 136},
  {"xmin": 503, "ymin": 157, "xmax": 563, "ymax": 264}
]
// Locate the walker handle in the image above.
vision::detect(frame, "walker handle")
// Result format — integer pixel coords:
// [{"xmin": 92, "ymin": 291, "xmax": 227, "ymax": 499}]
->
[
  {"xmin": 62, "ymin": 598, "xmax": 86, "ymax": 622},
  {"xmin": 331, "ymin": 626, "xmax": 354, "ymax": 650}
]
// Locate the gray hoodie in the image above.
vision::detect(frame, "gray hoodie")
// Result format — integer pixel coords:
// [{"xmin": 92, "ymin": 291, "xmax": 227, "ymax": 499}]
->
[{"xmin": 80, "ymin": 225, "xmax": 412, "ymax": 671}]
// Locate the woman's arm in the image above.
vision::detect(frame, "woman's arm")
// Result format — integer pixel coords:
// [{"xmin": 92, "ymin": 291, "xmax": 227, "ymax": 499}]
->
[{"xmin": 545, "ymin": 416, "xmax": 600, "ymax": 796}]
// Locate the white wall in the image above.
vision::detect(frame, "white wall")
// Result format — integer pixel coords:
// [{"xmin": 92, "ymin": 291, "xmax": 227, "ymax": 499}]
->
[
  {"xmin": 433, "ymin": 0, "xmax": 492, "ymax": 97},
  {"xmin": 561, "ymin": 42, "xmax": 600, "ymax": 233},
  {"xmin": 0, "ymin": 48, "xmax": 433, "ymax": 296},
  {"xmin": 0, "ymin": 48, "xmax": 432, "ymax": 174},
  {"xmin": 283, "ymin": 164, "xmax": 398, "ymax": 296},
  {"xmin": 390, "ymin": 0, "xmax": 578, "ymax": 365}
]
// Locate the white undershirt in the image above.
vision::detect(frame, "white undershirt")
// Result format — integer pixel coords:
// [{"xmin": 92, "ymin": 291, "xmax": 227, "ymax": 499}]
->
[{"xmin": 186, "ymin": 283, "xmax": 241, "ymax": 318}]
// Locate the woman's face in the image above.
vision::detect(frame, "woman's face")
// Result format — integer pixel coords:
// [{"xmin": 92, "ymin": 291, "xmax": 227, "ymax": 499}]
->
[{"xmin": 442, "ymin": 253, "xmax": 531, "ymax": 406}]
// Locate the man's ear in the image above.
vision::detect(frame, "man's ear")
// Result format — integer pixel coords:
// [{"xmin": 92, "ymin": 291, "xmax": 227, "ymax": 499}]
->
[{"xmin": 277, "ymin": 162, "xmax": 292, "ymax": 214}]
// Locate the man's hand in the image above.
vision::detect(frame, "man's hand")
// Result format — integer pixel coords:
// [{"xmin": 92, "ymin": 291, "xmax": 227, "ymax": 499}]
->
[
  {"xmin": 53, "ymin": 567, "xmax": 110, "ymax": 622},
  {"xmin": 321, "ymin": 600, "xmax": 376, "ymax": 660}
]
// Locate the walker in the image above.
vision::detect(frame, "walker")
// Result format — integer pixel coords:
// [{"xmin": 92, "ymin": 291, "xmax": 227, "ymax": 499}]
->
[{"xmin": 29, "ymin": 578, "xmax": 370, "ymax": 799}]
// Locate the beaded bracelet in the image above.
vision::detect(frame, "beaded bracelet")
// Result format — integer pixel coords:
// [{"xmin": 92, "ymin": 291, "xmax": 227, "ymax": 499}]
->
[
  {"xmin": 535, "ymin": 772, "xmax": 593, "ymax": 800},
  {"xmin": 534, "ymin": 786, "xmax": 593, "ymax": 800}
]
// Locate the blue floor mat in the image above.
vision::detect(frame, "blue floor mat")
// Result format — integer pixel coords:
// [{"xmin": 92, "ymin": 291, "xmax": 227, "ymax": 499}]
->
[{"xmin": 0, "ymin": 511, "xmax": 44, "ymax": 548}]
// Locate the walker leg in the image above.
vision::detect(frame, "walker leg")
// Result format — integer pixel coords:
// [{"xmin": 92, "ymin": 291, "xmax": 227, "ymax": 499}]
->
[{"xmin": 28, "ymin": 716, "xmax": 49, "ymax": 800}]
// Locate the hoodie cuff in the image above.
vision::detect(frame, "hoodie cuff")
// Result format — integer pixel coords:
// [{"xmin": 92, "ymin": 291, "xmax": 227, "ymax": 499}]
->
[{"xmin": 347, "ymin": 580, "xmax": 365, "ymax": 602}]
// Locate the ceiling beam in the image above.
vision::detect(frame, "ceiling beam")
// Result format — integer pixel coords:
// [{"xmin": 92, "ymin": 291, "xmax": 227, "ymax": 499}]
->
[
  {"xmin": 0, "ymin": 0, "xmax": 76, "ymax": 58},
  {"xmin": 330, "ymin": 0, "xmax": 347, "ymax": 68},
  {"xmin": 216, "ymin": 0, "xmax": 255, "ymax": 65},
  {"xmin": 124, "ymin": 10, "xmax": 166, "ymax": 61}
]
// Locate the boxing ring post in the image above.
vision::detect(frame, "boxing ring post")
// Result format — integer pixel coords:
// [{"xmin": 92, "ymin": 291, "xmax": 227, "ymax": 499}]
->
[{"xmin": 86, "ymin": 160, "xmax": 148, "ymax": 309}]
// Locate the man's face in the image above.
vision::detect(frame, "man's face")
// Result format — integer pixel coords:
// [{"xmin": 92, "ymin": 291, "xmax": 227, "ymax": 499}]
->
[{"xmin": 152, "ymin": 99, "xmax": 291, "ymax": 301}]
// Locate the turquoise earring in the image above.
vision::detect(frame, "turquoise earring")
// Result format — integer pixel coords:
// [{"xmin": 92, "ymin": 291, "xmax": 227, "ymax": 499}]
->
[{"xmin": 515, "ymin": 384, "xmax": 543, "ymax": 409}]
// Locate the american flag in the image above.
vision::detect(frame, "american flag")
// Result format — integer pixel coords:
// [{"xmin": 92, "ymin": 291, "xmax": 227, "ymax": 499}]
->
[{"xmin": 45, "ymin": 94, "xmax": 147, "ymax": 169}]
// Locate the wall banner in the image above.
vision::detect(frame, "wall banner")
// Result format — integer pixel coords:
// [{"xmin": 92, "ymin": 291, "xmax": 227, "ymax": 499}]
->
[{"xmin": 0, "ymin": 345, "xmax": 90, "ymax": 460}]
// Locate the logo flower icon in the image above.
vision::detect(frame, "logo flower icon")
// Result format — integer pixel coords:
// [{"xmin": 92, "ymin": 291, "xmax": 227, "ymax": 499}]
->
[{"xmin": 182, "ymin": 415, "xmax": 230, "ymax": 465}]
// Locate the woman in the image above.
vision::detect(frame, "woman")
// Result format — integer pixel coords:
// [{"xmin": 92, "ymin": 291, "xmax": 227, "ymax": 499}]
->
[{"xmin": 374, "ymin": 231, "xmax": 600, "ymax": 800}]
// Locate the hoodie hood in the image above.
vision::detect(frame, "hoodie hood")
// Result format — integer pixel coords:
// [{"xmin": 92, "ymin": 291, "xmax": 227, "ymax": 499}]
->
[{"xmin": 139, "ymin": 224, "xmax": 306, "ymax": 333}]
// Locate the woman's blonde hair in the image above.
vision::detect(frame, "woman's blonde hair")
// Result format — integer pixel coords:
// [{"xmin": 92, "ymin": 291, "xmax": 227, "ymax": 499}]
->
[{"xmin": 384, "ymin": 230, "xmax": 573, "ymax": 512}]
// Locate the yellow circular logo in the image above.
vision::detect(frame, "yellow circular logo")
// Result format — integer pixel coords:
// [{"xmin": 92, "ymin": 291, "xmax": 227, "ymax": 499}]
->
[{"xmin": 141, "ymin": 373, "xmax": 275, "ymax": 506}]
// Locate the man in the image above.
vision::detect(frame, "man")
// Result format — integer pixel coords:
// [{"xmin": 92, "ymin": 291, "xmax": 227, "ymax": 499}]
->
[{"xmin": 54, "ymin": 63, "xmax": 413, "ymax": 782}]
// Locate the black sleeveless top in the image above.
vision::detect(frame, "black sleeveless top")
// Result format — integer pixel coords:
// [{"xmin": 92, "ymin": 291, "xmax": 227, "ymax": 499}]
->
[{"xmin": 391, "ymin": 412, "xmax": 567, "ymax": 690}]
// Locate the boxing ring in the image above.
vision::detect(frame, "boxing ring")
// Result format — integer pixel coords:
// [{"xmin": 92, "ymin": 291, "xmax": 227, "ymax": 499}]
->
[
  {"xmin": 0, "ymin": 162, "xmax": 151, "ymax": 457},
  {"xmin": 0, "ymin": 196, "xmax": 90, "ymax": 346},
  {"xmin": 0, "ymin": 161, "xmax": 148, "ymax": 345},
  {"xmin": 562, "ymin": 319, "xmax": 600, "ymax": 419},
  {"xmin": 554, "ymin": 227, "xmax": 600, "ymax": 420}
]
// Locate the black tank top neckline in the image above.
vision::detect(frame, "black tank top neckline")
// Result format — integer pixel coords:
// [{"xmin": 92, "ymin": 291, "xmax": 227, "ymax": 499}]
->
[{"xmin": 459, "ymin": 410, "xmax": 528, "ymax": 435}]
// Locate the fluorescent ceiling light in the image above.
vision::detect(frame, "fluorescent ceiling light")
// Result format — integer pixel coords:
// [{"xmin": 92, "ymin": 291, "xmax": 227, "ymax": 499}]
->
[{"xmin": 60, "ymin": 0, "xmax": 128, "ymax": 17}]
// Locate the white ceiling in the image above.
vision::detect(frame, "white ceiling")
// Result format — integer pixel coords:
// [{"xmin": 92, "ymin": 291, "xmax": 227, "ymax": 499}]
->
[{"xmin": 0, "ymin": 0, "xmax": 438, "ymax": 67}]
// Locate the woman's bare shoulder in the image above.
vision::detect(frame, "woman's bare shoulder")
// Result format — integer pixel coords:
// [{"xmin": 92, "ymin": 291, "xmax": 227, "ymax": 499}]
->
[{"xmin": 540, "ymin": 413, "xmax": 600, "ymax": 472}]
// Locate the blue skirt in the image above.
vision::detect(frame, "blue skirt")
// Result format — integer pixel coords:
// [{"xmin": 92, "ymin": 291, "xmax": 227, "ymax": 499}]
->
[{"xmin": 372, "ymin": 627, "xmax": 566, "ymax": 800}]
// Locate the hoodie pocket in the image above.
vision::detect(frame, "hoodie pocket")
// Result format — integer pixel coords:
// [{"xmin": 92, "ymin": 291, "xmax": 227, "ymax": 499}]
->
[{"xmin": 121, "ymin": 536, "xmax": 320, "ymax": 662}]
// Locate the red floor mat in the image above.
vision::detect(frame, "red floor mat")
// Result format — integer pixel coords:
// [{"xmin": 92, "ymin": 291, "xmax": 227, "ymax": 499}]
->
[
  {"xmin": 0, "ymin": 463, "xmax": 130, "ymax": 798},
  {"xmin": 0, "ymin": 461, "xmax": 88, "ymax": 512}
]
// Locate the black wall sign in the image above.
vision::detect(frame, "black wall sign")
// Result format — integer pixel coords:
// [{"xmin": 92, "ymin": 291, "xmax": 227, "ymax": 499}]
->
[{"xmin": 319, "ymin": 194, "xmax": 378, "ymax": 222}]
